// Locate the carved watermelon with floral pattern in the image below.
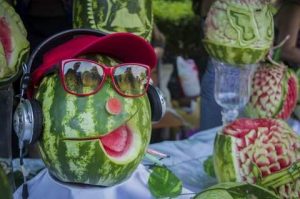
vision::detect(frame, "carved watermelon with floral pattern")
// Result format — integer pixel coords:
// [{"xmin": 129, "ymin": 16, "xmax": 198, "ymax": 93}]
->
[{"xmin": 214, "ymin": 118, "xmax": 300, "ymax": 199}]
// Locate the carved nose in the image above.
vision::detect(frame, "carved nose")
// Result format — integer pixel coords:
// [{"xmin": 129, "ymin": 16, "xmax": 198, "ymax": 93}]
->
[{"xmin": 106, "ymin": 97, "xmax": 122, "ymax": 115}]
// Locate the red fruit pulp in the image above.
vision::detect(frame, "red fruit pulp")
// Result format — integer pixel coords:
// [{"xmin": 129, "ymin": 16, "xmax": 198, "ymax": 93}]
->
[
  {"xmin": 100, "ymin": 125, "xmax": 132, "ymax": 157},
  {"xmin": 278, "ymin": 76, "xmax": 298, "ymax": 119},
  {"xmin": 0, "ymin": 17, "xmax": 12, "ymax": 61},
  {"xmin": 106, "ymin": 97, "xmax": 122, "ymax": 115}
]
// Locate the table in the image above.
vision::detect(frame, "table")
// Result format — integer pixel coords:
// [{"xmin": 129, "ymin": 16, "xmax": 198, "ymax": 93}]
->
[
  {"xmin": 13, "ymin": 126, "xmax": 220, "ymax": 199},
  {"xmin": 13, "ymin": 119, "xmax": 300, "ymax": 198},
  {"xmin": 146, "ymin": 126, "xmax": 219, "ymax": 193}
]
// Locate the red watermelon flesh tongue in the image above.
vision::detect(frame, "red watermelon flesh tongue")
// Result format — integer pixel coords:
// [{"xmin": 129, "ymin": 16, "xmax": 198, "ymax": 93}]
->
[{"xmin": 100, "ymin": 125, "xmax": 132, "ymax": 157}]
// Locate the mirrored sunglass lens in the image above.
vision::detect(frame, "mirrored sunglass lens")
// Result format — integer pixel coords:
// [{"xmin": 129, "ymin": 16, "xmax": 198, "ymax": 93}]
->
[
  {"xmin": 63, "ymin": 61, "xmax": 104, "ymax": 94},
  {"xmin": 113, "ymin": 65, "xmax": 148, "ymax": 96}
]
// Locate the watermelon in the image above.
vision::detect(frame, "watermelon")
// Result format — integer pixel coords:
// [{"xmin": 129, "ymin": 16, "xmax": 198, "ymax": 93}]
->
[
  {"xmin": 245, "ymin": 62, "xmax": 298, "ymax": 119},
  {"xmin": 0, "ymin": 164, "xmax": 12, "ymax": 199},
  {"xmin": 194, "ymin": 182, "xmax": 279, "ymax": 199},
  {"xmin": 203, "ymin": 0, "xmax": 274, "ymax": 65},
  {"xmin": 36, "ymin": 54, "xmax": 152, "ymax": 186},
  {"xmin": 293, "ymin": 68, "xmax": 300, "ymax": 120},
  {"xmin": 73, "ymin": 0, "xmax": 153, "ymax": 42},
  {"xmin": 0, "ymin": 0, "xmax": 29, "ymax": 85},
  {"xmin": 214, "ymin": 118, "xmax": 300, "ymax": 198}
]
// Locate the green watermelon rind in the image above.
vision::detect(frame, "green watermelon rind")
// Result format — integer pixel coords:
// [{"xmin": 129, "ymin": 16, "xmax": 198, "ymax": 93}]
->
[
  {"xmin": 294, "ymin": 68, "xmax": 300, "ymax": 119},
  {"xmin": 294, "ymin": 106, "xmax": 300, "ymax": 120},
  {"xmin": 277, "ymin": 69, "xmax": 298, "ymax": 119},
  {"xmin": 203, "ymin": 39, "xmax": 269, "ymax": 65},
  {"xmin": 0, "ymin": 47, "xmax": 29, "ymax": 86},
  {"xmin": 213, "ymin": 132, "xmax": 241, "ymax": 182},
  {"xmin": 273, "ymin": 68, "xmax": 289, "ymax": 118},
  {"xmin": 194, "ymin": 182, "xmax": 279, "ymax": 199}
]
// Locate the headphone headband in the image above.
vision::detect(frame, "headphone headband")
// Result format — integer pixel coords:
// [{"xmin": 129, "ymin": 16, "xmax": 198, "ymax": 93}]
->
[{"xmin": 28, "ymin": 29, "xmax": 107, "ymax": 73}]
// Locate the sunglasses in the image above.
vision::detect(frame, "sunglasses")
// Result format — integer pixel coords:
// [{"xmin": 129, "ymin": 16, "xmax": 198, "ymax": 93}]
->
[{"xmin": 46, "ymin": 58, "xmax": 151, "ymax": 97}]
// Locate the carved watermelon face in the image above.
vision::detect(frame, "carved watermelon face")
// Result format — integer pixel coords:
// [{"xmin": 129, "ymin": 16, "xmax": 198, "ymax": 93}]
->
[
  {"xmin": 0, "ymin": 0, "xmax": 29, "ymax": 85},
  {"xmin": 203, "ymin": 0, "xmax": 274, "ymax": 65},
  {"xmin": 36, "ymin": 54, "xmax": 152, "ymax": 186},
  {"xmin": 73, "ymin": 0, "xmax": 153, "ymax": 42}
]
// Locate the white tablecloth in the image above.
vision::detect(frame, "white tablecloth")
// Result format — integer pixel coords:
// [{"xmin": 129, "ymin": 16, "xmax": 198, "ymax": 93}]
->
[
  {"xmin": 14, "ymin": 164, "xmax": 195, "ymax": 199},
  {"xmin": 147, "ymin": 126, "xmax": 220, "ymax": 193},
  {"xmin": 14, "ymin": 119, "xmax": 300, "ymax": 199},
  {"xmin": 13, "ymin": 126, "xmax": 220, "ymax": 199}
]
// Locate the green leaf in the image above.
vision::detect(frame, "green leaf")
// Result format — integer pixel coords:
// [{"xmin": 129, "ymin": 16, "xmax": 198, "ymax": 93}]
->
[
  {"xmin": 194, "ymin": 182, "xmax": 279, "ymax": 199},
  {"xmin": 272, "ymin": 48, "xmax": 282, "ymax": 63},
  {"xmin": 148, "ymin": 166, "xmax": 182, "ymax": 198},
  {"xmin": 153, "ymin": 0, "xmax": 194, "ymax": 22},
  {"xmin": 194, "ymin": 189, "xmax": 233, "ymax": 199},
  {"xmin": 203, "ymin": 155, "xmax": 216, "ymax": 177}
]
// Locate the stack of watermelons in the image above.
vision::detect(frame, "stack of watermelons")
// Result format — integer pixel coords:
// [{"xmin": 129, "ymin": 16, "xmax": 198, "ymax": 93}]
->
[{"xmin": 202, "ymin": 0, "xmax": 300, "ymax": 199}]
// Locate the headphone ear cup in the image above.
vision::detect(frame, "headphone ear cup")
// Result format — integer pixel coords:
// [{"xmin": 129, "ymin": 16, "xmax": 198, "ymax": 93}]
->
[
  {"xmin": 29, "ymin": 99, "xmax": 43, "ymax": 144},
  {"xmin": 147, "ymin": 85, "xmax": 166, "ymax": 122},
  {"xmin": 13, "ymin": 99, "xmax": 43, "ymax": 145}
]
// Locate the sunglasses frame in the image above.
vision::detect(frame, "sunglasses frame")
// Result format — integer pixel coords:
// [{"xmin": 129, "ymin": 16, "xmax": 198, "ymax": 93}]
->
[{"xmin": 59, "ymin": 58, "xmax": 151, "ymax": 97}]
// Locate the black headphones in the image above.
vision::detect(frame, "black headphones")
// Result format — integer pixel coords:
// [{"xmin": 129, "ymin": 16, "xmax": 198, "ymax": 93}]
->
[{"xmin": 13, "ymin": 28, "xmax": 166, "ymax": 146}]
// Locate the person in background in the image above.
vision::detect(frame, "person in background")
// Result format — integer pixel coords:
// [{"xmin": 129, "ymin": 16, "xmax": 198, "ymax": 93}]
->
[
  {"xmin": 14, "ymin": 0, "xmax": 72, "ymax": 51},
  {"xmin": 150, "ymin": 25, "xmax": 166, "ymax": 140},
  {"xmin": 192, "ymin": 0, "xmax": 222, "ymax": 131},
  {"xmin": 151, "ymin": 23, "xmax": 166, "ymax": 87},
  {"xmin": 275, "ymin": 0, "xmax": 300, "ymax": 68}
]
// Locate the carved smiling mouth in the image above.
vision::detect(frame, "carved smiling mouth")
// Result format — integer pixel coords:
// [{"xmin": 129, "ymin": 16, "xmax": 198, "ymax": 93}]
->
[
  {"xmin": 100, "ymin": 124, "xmax": 133, "ymax": 157},
  {"xmin": 63, "ymin": 124, "xmax": 133, "ymax": 158}
]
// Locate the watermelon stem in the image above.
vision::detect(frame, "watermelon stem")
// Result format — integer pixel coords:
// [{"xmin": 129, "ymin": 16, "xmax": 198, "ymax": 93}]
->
[
  {"xmin": 268, "ymin": 35, "xmax": 290, "ymax": 66},
  {"xmin": 272, "ymin": 35, "xmax": 290, "ymax": 50}
]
